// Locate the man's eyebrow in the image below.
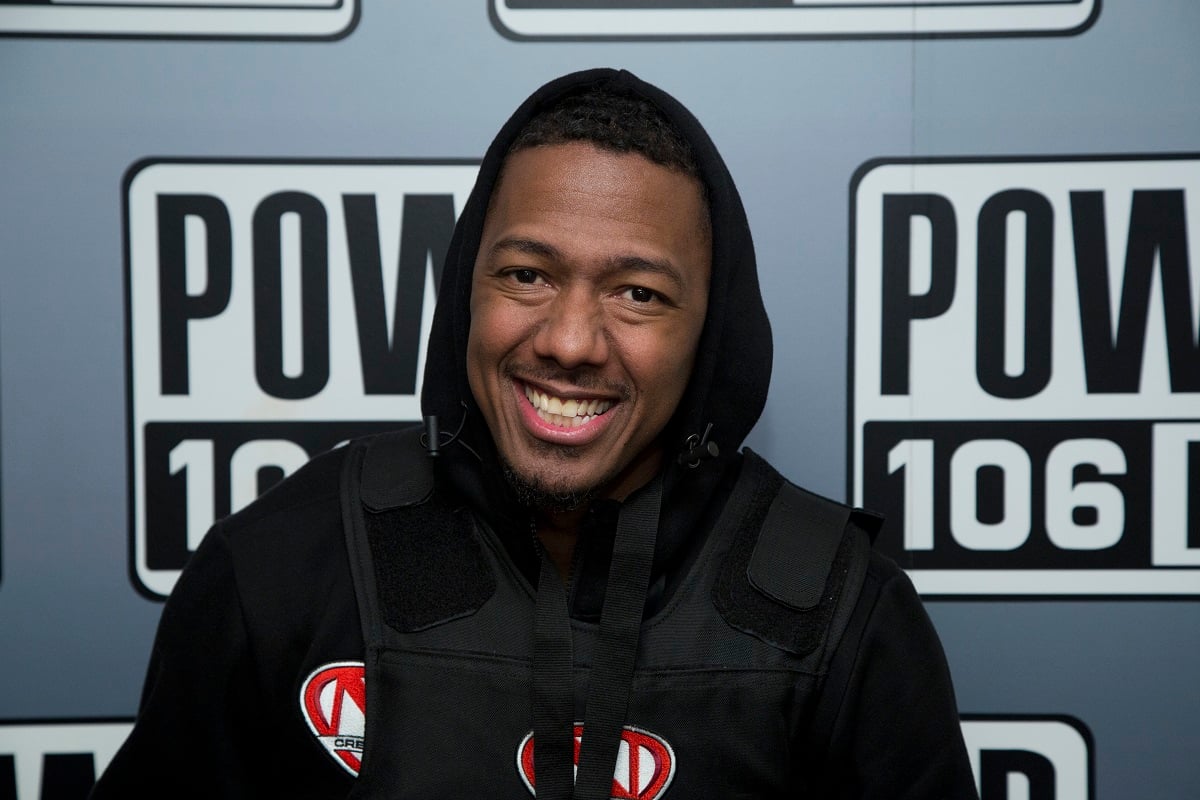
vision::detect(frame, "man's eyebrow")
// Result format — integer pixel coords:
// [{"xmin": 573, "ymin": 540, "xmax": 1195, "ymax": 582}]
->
[
  {"xmin": 607, "ymin": 255, "xmax": 685, "ymax": 292},
  {"xmin": 490, "ymin": 237, "xmax": 560, "ymax": 260}
]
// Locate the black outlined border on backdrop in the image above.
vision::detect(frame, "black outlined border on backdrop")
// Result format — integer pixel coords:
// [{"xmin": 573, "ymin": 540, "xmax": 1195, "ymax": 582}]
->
[
  {"xmin": 0, "ymin": 321, "xmax": 3, "ymax": 591},
  {"xmin": 489, "ymin": 0, "xmax": 1101, "ymax": 41},
  {"xmin": 120, "ymin": 157, "xmax": 480, "ymax": 601},
  {"xmin": 0, "ymin": 1, "xmax": 359, "ymax": 41},
  {"xmin": 845, "ymin": 151, "xmax": 1200, "ymax": 601}
]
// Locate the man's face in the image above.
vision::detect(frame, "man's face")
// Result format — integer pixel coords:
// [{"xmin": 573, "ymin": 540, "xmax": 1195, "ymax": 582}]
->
[{"xmin": 467, "ymin": 141, "xmax": 711, "ymax": 508}]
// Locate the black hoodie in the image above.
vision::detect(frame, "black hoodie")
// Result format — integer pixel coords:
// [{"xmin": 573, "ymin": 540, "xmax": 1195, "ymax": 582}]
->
[{"xmin": 92, "ymin": 69, "xmax": 978, "ymax": 800}]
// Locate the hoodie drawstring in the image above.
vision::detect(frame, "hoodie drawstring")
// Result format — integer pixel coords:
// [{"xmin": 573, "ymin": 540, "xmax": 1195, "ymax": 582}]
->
[{"xmin": 530, "ymin": 476, "xmax": 663, "ymax": 800}]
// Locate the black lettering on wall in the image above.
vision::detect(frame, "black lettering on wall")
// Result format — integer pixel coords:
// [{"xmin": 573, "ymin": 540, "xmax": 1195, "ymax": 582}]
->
[
  {"xmin": 39, "ymin": 753, "xmax": 95, "ymax": 800},
  {"xmin": 157, "ymin": 194, "xmax": 233, "ymax": 395},
  {"xmin": 880, "ymin": 193, "xmax": 958, "ymax": 395},
  {"xmin": 343, "ymin": 193, "xmax": 454, "ymax": 394},
  {"xmin": 0, "ymin": 754, "xmax": 14, "ymax": 800},
  {"xmin": 257, "ymin": 465, "xmax": 286, "ymax": 497},
  {"xmin": 1071, "ymin": 189, "xmax": 1199, "ymax": 393},
  {"xmin": 252, "ymin": 191, "xmax": 331, "ymax": 399},
  {"xmin": 979, "ymin": 753, "xmax": 1056, "ymax": 800},
  {"xmin": 980, "ymin": 749, "xmax": 1056, "ymax": 800},
  {"xmin": 976, "ymin": 190, "xmax": 1054, "ymax": 399}
]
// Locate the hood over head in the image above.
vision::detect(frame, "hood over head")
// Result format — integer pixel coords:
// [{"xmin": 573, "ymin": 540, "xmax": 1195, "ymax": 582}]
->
[{"xmin": 422, "ymin": 68, "xmax": 772, "ymax": 559}]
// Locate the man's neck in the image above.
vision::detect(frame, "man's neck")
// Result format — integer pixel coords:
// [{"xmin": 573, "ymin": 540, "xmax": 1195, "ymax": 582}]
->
[
  {"xmin": 530, "ymin": 444, "xmax": 666, "ymax": 583},
  {"xmin": 534, "ymin": 506, "xmax": 587, "ymax": 583}
]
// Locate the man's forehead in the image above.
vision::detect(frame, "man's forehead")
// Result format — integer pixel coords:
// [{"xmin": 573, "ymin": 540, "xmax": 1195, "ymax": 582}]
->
[{"xmin": 484, "ymin": 142, "xmax": 712, "ymax": 253}]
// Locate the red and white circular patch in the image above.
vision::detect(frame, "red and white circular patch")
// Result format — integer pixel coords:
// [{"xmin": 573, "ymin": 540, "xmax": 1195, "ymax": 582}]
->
[
  {"xmin": 299, "ymin": 661, "xmax": 366, "ymax": 776},
  {"xmin": 516, "ymin": 724, "xmax": 676, "ymax": 800}
]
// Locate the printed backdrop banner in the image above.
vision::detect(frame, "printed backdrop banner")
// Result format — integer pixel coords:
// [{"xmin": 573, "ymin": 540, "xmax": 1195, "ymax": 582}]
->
[
  {"xmin": 124, "ymin": 159, "xmax": 477, "ymax": 596},
  {"xmin": 0, "ymin": 3, "xmax": 1196, "ymax": 799},
  {"xmin": 850, "ymin": 155, "xmax": 1200, "ymax": 597}
]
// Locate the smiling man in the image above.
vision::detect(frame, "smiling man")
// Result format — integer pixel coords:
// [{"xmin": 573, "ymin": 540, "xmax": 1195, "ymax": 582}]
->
[
  {"xmin": 467, "ymin": 139, "xmax": 711, "ymax": 578},
  {"xmin": 93, "ymin": 70, "xmax": 978, "ymax": 799}
]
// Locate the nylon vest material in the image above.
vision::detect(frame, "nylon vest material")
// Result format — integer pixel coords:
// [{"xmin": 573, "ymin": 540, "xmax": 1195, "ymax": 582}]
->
[{"xmin": 340, "ymin": 430, "xmax": 874, "ymax": 799}]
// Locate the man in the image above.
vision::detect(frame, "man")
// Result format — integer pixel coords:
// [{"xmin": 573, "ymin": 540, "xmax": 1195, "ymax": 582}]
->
[{"xmin": 93, "ymin": 69, "xmax": 978, "ymax": 798}]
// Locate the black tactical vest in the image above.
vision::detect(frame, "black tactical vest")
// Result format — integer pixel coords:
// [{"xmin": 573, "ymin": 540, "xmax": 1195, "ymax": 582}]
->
[{"xmin": 339, "ymin": 430, "xmax": 878, "ymax": 799}]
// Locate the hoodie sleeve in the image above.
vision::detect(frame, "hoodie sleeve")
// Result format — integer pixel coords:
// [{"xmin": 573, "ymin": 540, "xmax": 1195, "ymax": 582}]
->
[
  {"xmin": 89, "ymin": 523, "xmax": 273, "ymax": 798},
  {"xmin": 820, "ymin": 555, "xmax": 980, "ymax": 800}
]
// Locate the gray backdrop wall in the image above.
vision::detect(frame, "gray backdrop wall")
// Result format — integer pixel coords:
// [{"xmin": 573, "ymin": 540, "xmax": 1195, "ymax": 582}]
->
[{"xmin": 1, "ymin": 1, "xmax": 1198, "ymax": 798}]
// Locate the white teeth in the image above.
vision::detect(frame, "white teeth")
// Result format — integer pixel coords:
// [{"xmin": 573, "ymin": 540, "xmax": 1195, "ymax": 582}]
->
[{"xmin": 523, "ymin": 383, "xmax": 614, "ymax": 428}]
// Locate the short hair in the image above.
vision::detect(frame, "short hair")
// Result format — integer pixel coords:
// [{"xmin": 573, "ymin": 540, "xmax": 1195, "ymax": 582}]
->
[{"xmin": 507, "ymin": 84, "xmax": 703, "ymax": 185}]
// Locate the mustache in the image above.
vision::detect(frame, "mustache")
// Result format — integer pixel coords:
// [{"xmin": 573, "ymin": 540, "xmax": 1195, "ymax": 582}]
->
[{"xmin": 504, "ymin": 364, "xmax": 631, "ymax": 400}]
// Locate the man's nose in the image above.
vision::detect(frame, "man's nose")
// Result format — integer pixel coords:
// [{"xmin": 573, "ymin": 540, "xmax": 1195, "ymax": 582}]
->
[{"xmin": 532, "ymin": 288, "xmax": 609, "ymax": 369}]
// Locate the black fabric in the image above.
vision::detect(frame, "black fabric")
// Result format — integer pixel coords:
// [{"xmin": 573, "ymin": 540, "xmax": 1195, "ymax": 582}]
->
[
  {"xmin": 714, "ymin": 452, "xmax": 861, "ymax": 658},
  {"xmin": 532, "ymin": 480, "xmax": 664, "ymax": 800},
  {"xmin": 359, "ymin": 427, "xmax": 434, "ymax": 511},
  {"xmin": 364, "ymin": 499, "xmax": 495, "ymax": 633},
  {"xmin": 532, "ymin": 551, "xmax": 576, "ymax": 800},
  {"xmin": 90, "ymin": 447, "xmax": 361, "ymax": 799},
  {"xmin": 749, "ymin": 477, "xmax": 851, "ymax": 610},
  {"xmin": 89, "ymin": 458, "xmax": 978, "ymax": 798},
  {"xmin": 573, "ymin": 479, "xmax": 661, "ymax": 800},
  {"xmin": 811, "ymin": 555, "xmax": 979, "ymax": 799},
  {"xmin": 849, "ymin": 507, "xmax": 885, "ymax": 543},
  {"xmin": 357, "ymin": 428, "xmax": 496, "ymax": 633}
]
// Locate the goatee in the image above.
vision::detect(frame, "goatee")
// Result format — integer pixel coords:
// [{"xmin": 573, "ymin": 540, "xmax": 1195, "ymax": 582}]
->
[{"xmin": 501, "ymin": 460, "xmax": 595, "ymax": 513}]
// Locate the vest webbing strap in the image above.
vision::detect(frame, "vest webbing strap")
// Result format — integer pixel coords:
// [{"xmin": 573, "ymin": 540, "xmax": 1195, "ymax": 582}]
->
[{"xmin": 532, "ymin": 549, "xmax": 575, "ymax": 799}]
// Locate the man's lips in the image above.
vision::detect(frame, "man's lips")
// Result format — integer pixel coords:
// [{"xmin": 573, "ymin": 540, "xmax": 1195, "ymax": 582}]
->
[{"xmin": 515, "ymin": 379, "xmax": 617, "ymax": 444}]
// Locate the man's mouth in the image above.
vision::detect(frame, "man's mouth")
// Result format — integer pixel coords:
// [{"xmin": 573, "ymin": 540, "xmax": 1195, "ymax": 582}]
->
[{"xmin": 523, "ymin": 382, "xmax": 614, "ymax": 429}]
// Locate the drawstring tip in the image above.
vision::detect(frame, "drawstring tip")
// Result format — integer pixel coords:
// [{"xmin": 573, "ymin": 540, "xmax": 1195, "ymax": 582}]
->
[
  {"xmin": 422, "ymin": 415, "xmax": 440, "ymax": 458},
  {"xmin": 678, "ymin": 423, "xmax": 719, "ymax": 469}
]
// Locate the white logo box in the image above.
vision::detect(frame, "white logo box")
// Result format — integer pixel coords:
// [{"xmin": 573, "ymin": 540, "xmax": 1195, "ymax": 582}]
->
[
  {"xmin": 491, "ymin": 0, "xmax": 1097, "ymax": 39},
  {"xmin": 124, "ymin": 159, "xmax": 479, "ymax": 598},
  {"xmin": 0, "ymin": 0, "xmax": 358, "ymax": 38},
  {"xmin": 849, "ymin": 154, "xmax": 1200, "ymax": 597}
]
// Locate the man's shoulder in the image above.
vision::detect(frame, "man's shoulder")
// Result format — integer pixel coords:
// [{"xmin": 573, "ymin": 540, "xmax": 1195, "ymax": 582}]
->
[
  {"xmin": 220, "ymin": 442, "xmax": 350, "ymax": 534},
  {"xmin": 219, "ymin": 425, "xmax": 428, "ymax": 536},
  {"xmin": 739, "ymin": 449, "xmax": 882, "ymax": 534}
]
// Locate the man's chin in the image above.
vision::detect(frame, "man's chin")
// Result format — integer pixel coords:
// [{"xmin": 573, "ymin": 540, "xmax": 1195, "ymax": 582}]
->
[{"xmin": 501, "ymin": 461, "xmax": 596, "ymax": 514}]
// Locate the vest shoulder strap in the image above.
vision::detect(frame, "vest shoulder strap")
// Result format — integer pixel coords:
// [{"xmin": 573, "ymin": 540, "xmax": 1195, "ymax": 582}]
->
[
  {"xmin": 358, "ymin": 425, "xmax": 435, "ymax": 511},
  {"xmin": 748, "ymin": 479, "xmax": 883, "ymax": 611},
  {"xmin": 715, "ymin": 449, "xmax": 878, "ymax": 660},
  {"xmin": 342, "ymin": 426, "xmax": 495, "ymax": 639},
  {"xmin": 749, "ymin": 482, "xmax": 850, "ymax": 610}
]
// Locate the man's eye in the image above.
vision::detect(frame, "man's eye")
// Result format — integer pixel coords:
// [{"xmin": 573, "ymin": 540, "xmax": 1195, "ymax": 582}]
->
[
  {"xmin": 510, "ymin": 269, "xmax": 540, "ymax": 284},
  {"xmin": 625, "ymin": 286, "xmax": 658, "ymax": 303}
]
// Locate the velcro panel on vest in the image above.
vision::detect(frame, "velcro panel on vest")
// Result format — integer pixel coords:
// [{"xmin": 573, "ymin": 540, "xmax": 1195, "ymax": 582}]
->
[
  {"xmin": 358, "ymin": 429, "xmax": 495, "ymax": 632},
  {"xmin": 713, "ymin": 451, "xmax": 858, "ymax": 657},
  {"xmin": 360, "ymin": 427, "xmax": 434, "ymax": 511},
  {"xmin": 748, "ymin": 484, "xmax": 850, "ymax": 611}
]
